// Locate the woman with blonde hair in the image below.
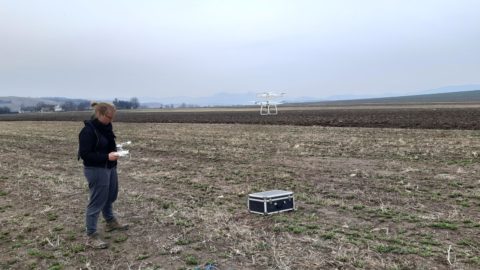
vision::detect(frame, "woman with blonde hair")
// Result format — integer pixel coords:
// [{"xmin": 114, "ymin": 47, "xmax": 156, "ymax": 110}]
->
[{"xmin": 78, "ymin": 102, "xmax": 128, "ymax": 249}]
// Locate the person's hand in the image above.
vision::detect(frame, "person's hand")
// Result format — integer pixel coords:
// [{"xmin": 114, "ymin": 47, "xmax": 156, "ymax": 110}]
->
[{"xmin": 108, "ymin": 152, "xmax": 119, "ymax": 161}]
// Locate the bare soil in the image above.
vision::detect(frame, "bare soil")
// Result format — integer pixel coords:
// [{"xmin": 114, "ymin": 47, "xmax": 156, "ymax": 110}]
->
[
  {"xmin": 1, "ymin": 121, "xmax": 480, "ymax": 269},
  {"xmin": 2, "ymin": 104, "xmax": 480, "ymax": 129}
]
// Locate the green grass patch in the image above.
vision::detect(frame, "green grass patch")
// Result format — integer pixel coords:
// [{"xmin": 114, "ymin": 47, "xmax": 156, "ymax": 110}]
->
[
  {"xmin": 137, "ymin": 254, "xmax": 150, "ymax": 260},
  {"xmin": 66, "ymin": 231, "xmax": 77, "ymax": 241},
  {"xmin": 175, "ymin": 238, "xmax": 192, "ymax": 245},
  {"xmin": 27, "ymin": 248, "xmax": 42, "ymax": 257},
  {"xmin": 449, "ymin": 192, "xmax": 463, "ymax": 198},
  {"xmin": 467, "ymin": 256, "xmax": 480, "ymax": 266},
  {"xmin": 287, "ymin": 225, "xmax": 307, "ymax": 234},
  {"xmin": 353, "ymin": 204, "xmax": 365, "ymax": 210},
  {"xmin": 70, "ymin": 244, "xmax": 85, "ymax": 253},
  {"xmin": 184, "ymin": 254, "xmax": 199, "ymax": 265},
  {"xmin": 255, "ymin": 242, "xmax": 270, "ymax": 251},
  {"xmin": 430, "ymin": 221, "xmax": 458, "ymax": 230},
  {"xmin": 419, "ymin": 238, "xmax": 441, "ymax": 246},
  {"xmin": 463, "ymin": 219, "xmax": 473, "ymax": 224},
  {"xmin": 446, "ymin": 159, "xmax": 476, "ymax": 166},
  {"xmin": 458, "ymin": 239, "xmax": 479, "ymax": 248},
  {"xmin": 352, "ymin": 259, "xmax": 365, "ymax": 268},
  {"xmin": 47, "ymin": 212, "xmax": 58, "ymax": 221},
  {"xmin": 459, "ymin": 201, "xmax": 471, "ymax": 207},
  {"xmin": 0, "ymin": 204, "xmax": 13, "ymax": 213},
  {"xmin": 272, "ymin": 215, "xmax": 290, "ymax": 223},
  {"xmin": 114, "ymin": 235, "xmax": 128, "ymax": 243},
  {"xmin": 27, "ymin": 248, "xmax": 54, "ymax": 259},
  {"xmin": 48, "ymin": 262, "xmax": 63, "ymax": 270},
  {"xmin": 175, "ymin": 218, "xmax": 194, "ymax": 228},
  {"xmin": 374, "ymin": 244, "xmax": 417, "ymax": 254},
  {"xmin": 321, "ymin": 231, "xmax": 336, "ymax": 240},
  {"xmin": 0, "ymin": 231, "xmax": 10, "ymax": 241}
]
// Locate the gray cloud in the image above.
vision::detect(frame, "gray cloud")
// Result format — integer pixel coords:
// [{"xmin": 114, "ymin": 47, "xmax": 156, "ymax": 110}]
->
[{"xmin": 1, "ymin": 0, "xmax": 479, "ymax": 100}]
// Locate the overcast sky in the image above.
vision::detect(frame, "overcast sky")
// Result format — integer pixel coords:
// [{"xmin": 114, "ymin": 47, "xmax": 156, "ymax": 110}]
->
[{"xmin": 1, "ymin": 0, "xmax": 479, "ymax": 101}]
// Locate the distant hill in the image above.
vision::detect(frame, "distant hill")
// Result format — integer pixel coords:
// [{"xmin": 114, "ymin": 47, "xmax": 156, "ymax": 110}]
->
[
  {"xmin": 0, "ymin": 96, "xmax": 90, "ymax": 112},
  {"xmin": 292, "ymin": 89, "xmax": 480, "ymax": 106},
  {"xmin": 0, "ymin": 96, "xmax": 58, "ymax": 112},
  {"xmin": 3, "ymin": 85, "xmax": 480, "ymax": 111},
  {"xmin": 416, "ymin": 84, "xmax": 480, "ymax": 95},
  {"xmin": 140, "ymin": 84, "xmax": 480, "ymax": 106},
  {"xmin": 320, "ymin": 84, "xmax": 480, "ymax": 102},
  {"xmin": 140, "ymin": 92, "xmax": 258, "ymax": 107}
]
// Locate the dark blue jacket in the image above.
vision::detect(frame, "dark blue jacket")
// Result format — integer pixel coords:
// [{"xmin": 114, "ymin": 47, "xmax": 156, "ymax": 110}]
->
[{"xmin": 78, "ymin": 119, "xmax": 117, "ymax": 168}]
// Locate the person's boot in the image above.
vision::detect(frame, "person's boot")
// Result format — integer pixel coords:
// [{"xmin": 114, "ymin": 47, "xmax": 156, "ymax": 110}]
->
[
  {"xmin": 85, "ymin": 232, "xmax": 108, "ymax": 249},
  {"xmin": 105, "ymin": 218, "xmax": 129, "ymax": 232}
]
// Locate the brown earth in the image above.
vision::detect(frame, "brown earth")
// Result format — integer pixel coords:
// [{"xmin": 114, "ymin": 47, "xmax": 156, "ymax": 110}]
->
[
  {"xmin": 1, "ymin": 120, "xmax": 480, "ymax": 269},
  {"xmin": 1, "ymin": 105, "xmax": 480, "ymax": 129}
]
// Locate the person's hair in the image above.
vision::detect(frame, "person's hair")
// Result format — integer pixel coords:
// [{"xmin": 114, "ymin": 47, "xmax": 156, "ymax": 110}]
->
[{"xmin": 91, "ymin": 102, "xmax": 116, "ymax": 119}]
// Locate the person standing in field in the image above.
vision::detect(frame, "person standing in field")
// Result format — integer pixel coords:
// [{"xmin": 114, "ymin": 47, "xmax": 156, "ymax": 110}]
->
[{"xmin": 78, "ymin": 102, "xmax": 129, "ymax": 249}]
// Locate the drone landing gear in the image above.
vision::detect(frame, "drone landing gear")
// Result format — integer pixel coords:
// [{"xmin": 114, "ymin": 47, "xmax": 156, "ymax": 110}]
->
[{"xmin": 260, "ymin": 104, "xmax": 278, "ymax": 115}]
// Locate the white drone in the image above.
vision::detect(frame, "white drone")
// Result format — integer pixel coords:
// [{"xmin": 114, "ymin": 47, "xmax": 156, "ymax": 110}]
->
[
  {"xmin": 254, "ymin": 92, "xmax": 285, "ymax": 115},
  {"xmin": 115, "ymin": 141, "xmax": 131, "ymax": 157}
]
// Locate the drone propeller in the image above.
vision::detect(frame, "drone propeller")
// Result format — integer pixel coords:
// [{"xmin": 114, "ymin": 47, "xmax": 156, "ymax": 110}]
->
[{"xmin": 256, "ymin": 92, "xmax": 285, "ymax": 99}]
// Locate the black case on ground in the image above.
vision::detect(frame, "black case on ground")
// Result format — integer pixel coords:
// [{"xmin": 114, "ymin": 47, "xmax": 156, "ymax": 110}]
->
[{"xmin": 248, "ymin": 190, "xmax": 295, "ymax": 215}]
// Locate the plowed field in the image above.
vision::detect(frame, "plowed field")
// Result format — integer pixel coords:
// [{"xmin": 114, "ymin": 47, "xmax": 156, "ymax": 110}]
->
[
  {"xmin": 1, "ymin": 120, "xmax": 480, "ymax": 269},
  {"xmin": 2, "ymin": 105, "xmax": 480, "ymax": 129}
]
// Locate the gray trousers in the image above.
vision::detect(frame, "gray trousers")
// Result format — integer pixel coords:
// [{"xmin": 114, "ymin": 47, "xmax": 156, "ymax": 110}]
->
[{"xmin": 83, "ymin": 166, "xmax": 118, "ymax": 235}]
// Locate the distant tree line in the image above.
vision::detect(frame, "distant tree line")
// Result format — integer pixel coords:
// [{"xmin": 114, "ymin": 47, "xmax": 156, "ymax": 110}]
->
[
  {"xmin": 17, "ymin": 97, "xmax": 142, "ymax": 113},
  {"xmin": 5, "ymin": 97, "xmax": 142, "ymax": 114},
  {"xmin": 26, "ymin": 102, "xmax": 55, "ymax": 112},
  {"xmin": 150, "ymin": 103, "xmax": 199, "ymax": 109},
  {"xmin": 0, "ymin": 106, "xmax": 11, "ymax": 114},
  {"xmin": 113, "ymin": 97, "xmax": 140, "ymax": 109},
  {"xmin": 0, "ymin": 99, "xmax": 12, "ymax": 114},
  {"xmin": 61, "ymin": 101, "xmax": 91, "ymax": 111},
  {"xmin": 20, "ymin": 101, "xmax": 91, "ymax": 112},
  {"xmin": 19, "ymin": 103, "xmax": 52, "ymax": 112}
]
